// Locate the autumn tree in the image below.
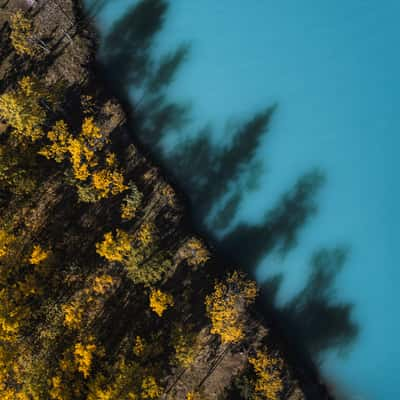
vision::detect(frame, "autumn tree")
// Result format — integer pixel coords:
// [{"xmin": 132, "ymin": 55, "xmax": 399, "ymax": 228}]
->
[
  {"xmin": 248, "ymin": 348, "xmax": 284, "ymax": 400},
  {"xmin": 39, "ymin": 120, "xmax": 71, "ymax": 162},
  {"xmin": 40, "ymin": 117, "xmax": 127, "ymax": 201},
  {"xmin": 74, "ymin": 338, "xmax": 97, "ymax": 379},
  {"xmin": 149, "ymin": 288, "xmax": 174, "ymax": 317},
  {"xmin": 62, "ymin": 300, "xmax": 85, "ymax": 330},
  {"xmin": 96, "ymin": 226, "xmax": 173, "ymax": 287},
  {"xmin": 0, "ymin": 229, "xmax": 15, "ymax": 258},
  {"xmin": 87, "ymin": 357, "xmax": 162, "ymax": 400},
  {"xmin": 30, "ymin": 244, "xmax": 49, "ymax": 265},
  {"xmin": 171, "ymin": 325, "xmax": 199, "ymax": 368},
  {"xmin": 91, "ymin": 152, "xmax": 127, "ymax": 198},
  {"xmin": 9, "ymin": 11, "xmax": 35, "ymax": 56},
  {"xmin": 0, "ymin": 76, "xmax": 55, "ymax": 142},
  {"xmin": 141, "ymin": 376, "xmax": 162, "ymax": 399},
  {"xmin": 96, "ymin": 229, "xmax": 132, "ymax": 262},
  {"xmin": 205, "ymin": 271, "xmax": 257, "ymax": 343}
]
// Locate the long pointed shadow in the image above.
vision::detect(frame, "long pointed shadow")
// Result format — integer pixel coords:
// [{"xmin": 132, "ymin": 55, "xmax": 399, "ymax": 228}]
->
[
  {"xmin": 215, "ymin": 169, "xmax": 325, "ymax": 268},
  {"xmin": 102, "ymin": 0, "xmax": 168, "ymax": 97},
  {"xmin": 281, "ymin": 247, "xmax": 359, "ymax": 356},
  {"xmin": 94, "ymin": 0, "xmax": 359, "ymax": 359}
]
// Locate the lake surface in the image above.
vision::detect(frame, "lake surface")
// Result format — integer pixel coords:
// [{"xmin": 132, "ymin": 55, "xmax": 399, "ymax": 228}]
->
[{"xmin": 84, "ymin": 1, "xmax": 400, "ymax": 398}]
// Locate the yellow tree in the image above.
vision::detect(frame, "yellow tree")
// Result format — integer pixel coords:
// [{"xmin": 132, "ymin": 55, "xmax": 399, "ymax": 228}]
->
[
  {"xmin": 171, "ymin": 325, "xmax": 199, "ymax": 368},
  {"xmin": 248, "ymin": 348, "xmax": 284, "ymax": 400},
  {"xmin": 149, "ymin": 288, "xmax": 174, "ymax": 317},
  {"xmin": 0, "ymin": 76, "xmax": 52, "ymax": 142},
  {"xmin": 0, "ymin": 229, "xmax": 15, "ymax": 258},
  {"xmin": 136, "ymin": 222, "xmax": 155, "ymax": 247},
  {"xmin": 96, "ymin": 229, "xmax": 132, "ymax": 263},
  {"xmin": 65, "ymin": 117, "xmax": 103, "ymax": 181},
  {"xmin": 39, "ymin": 116, "xmax": 127, "ymax": 201},
  {"xmin": 91, "ymin": 165, "xmax": 127, "ymax": 198},
  {"xmin": 9, "ymin": 11, "xmax": 35, "ymax": 56},
  {"xmin": 39, "ymin": 120, "xmax": 71, "ymax": 162},
  {"xmin": 141, "ymin": 376, "xmax": 162, "ymax": 399},
  {"xmin": 73, "ymin": 338, "xmax": 97, "ymax": 379},
  {"xmin": 29, "ymin": 244, "xmax": 49, "ymax": 265},
  {"xmin": 61, "ymin": 300, "xmax": 85, "ymax": 330},
  {"xmin": 205, "ymin": 271, "xmax": 257, "ymax": 344}
]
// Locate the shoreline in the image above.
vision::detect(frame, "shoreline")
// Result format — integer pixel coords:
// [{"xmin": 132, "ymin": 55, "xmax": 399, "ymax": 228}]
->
[
  {"xmin": 0, "ymin": 0, "xmax": 336, "ymax": 398},
  {"xmin": 87, "ymin": 9, "xmax": 334, "ymax": 400}
]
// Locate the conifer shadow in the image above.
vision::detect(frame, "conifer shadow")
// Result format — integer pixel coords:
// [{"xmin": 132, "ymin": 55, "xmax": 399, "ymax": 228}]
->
[
  {"xmin": 258, "ymin": 248, "xmax": 359, "ymax": 358},
  {"xmin": 282, "ymin": 247, "xmax": 359, "ymax": 356},
  {"xmin": 102, "ymin": 0, "xmax": 168, "ymax": 97},
  {"xmin": 216, "ymin": 169, "xmax": 325, "ymax": 267},
  {"xmin": 96, "ymin": 0, "xmax": 360, "ymax": 359}
]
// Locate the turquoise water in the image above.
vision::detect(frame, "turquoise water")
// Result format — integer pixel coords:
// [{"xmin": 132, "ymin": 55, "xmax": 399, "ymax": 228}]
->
[{"xmin": 85, "ymin": 1, "xmax": 400, "ymax": 398}]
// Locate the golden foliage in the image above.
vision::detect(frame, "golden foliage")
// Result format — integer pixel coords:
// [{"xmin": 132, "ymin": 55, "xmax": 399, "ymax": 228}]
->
[
  {"xmin": 67, "ymin": 117, "xmax": 103, "ymax": 181},
  {"xmin": 74, "ymin": 338, "xmax": 97, "ymax": 379},
  {"xmin": 149, "ymin": 288, "xmax": 174, "ymax": 317},
  {"xmin": 92, "ymin": 166, "xmax": 127, "ymax": 198},
  {"xmin": 172, "ymin": 327, "xmax": 198, "ymax": 368},
  {"xmin": 186, "ymin": 392, "xmax": 201, "ymax": 400},
  {"xmin": 0, "ymin": 229, "xmax": 15, "ymax": 258},
  {"xmin": 87, "ymin": 374, "xmax": 114, "ymax": 400},
  {"xmin": 141, "ymin": 376, "xmax": 162, "ymax": 399},
  {"xmin": 61, "ymin": 301, "xmax": 84, "ymax": 330},
  {"xmin": 0, "ymin": 287, "xmax": 29, "ymax": 338},
  {"xmin": 29, "ymin": 245, "xmax": 49, "ymax": 265},
  {"xmin": 9, "ymin": 11, "xmax": 34, "ymax": 56},
  {"xmin": 249, "ymin": 348, "xmax": 284, "ymax": 400},
  {"xmin": 92, "ymin": 275, "xmax": 114, "ymax": 295},
  {"xmin": 205, "ymin": 271, "xmax": 257, "ymax": 343},
  {"xmin": 39, "ymin": 120, "xmax": 71, "ymax": 162},
  {"xmin": 87, "ymin": 358, "xmax": 149, "ymax": 400},
  {"xmin": 39, "ymin": 116, "xmax": 127, "ymax": 201},
  {"xmin": 133, "ymin": 336, "xmax": 145, "ymax": 357},
  {"xmin": 137, "ymin": 222, "xmax": 155, "ymax": 247},
  {"xmin": 81, "ymin": 117, "xmax": 102, "ymax": 146},
  {"xmin": 68, "ymin": 137, "xmax": 93, "ymax": 181},
  {"xmin": 0, "ymin": 76, "xmax": 49, "ymax": 142},
  {"xmin": 49, "ymin": 375, "xmax": 67, "ymax": 400},
  {"xmin": 96, "ymin": 229, "xmax": 131, "ymax": 262}
]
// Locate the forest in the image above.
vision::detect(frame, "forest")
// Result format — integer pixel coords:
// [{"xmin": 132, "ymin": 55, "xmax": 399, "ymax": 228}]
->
[{"xmin": 0, "ymin": 1, "xmax": 335, "ymax": 399}]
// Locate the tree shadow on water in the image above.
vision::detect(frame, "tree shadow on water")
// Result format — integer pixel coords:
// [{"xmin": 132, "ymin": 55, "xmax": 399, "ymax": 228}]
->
[
  {"xmin": 285, "ymin": 247, "xmax": 359, "ymax": 356},
  {"xmin": 260, "ymin": 248, "xmax": 359, "ymax": 358},
  {"xmin": 96, "ymin": 0, "xmax": 360, "ymax": 361}
]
